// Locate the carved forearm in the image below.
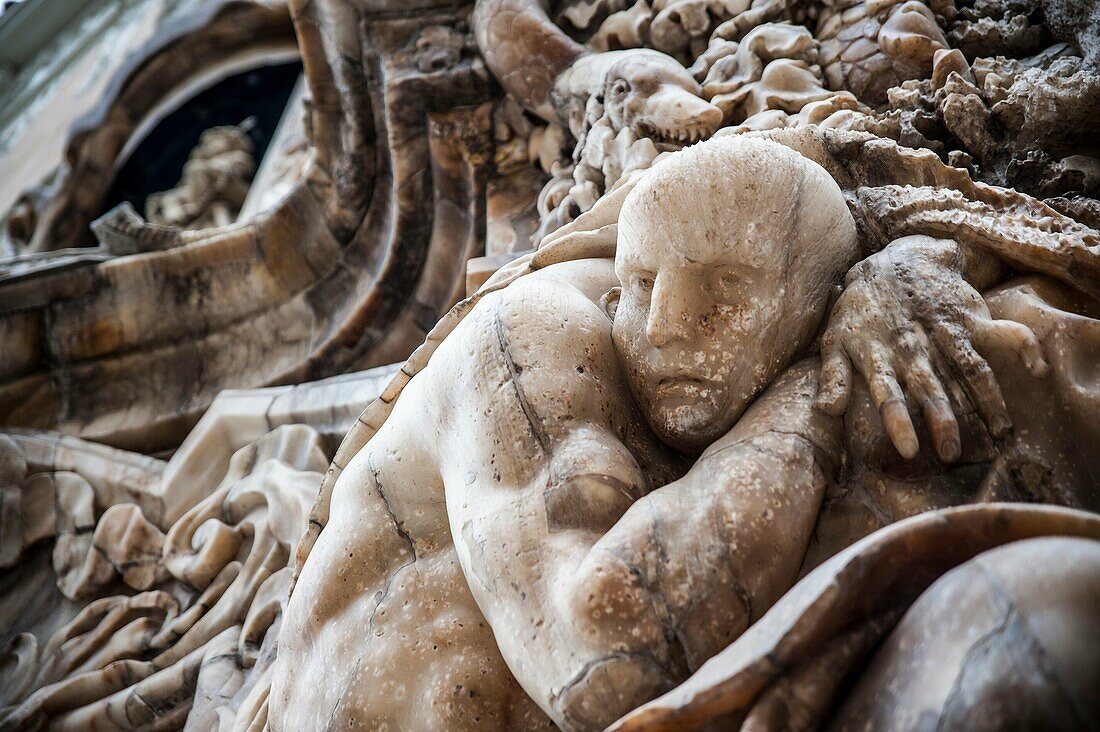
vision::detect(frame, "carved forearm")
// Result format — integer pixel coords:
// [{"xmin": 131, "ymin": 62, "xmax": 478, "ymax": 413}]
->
[
  {"xmin": 550, "ymin": 435, "xmax": 831, "ymax": 729},
  {"xmin": 553, "ymin": 364, "xmax": 840, "ymax": 727},
  {"xmin": 576, "ymin": 427, "xmax": 834, "ymax": 646}
]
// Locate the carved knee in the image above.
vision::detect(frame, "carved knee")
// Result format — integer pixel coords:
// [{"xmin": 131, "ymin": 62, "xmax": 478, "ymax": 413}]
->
[{"xmin": 832, "ymin": 537, "xmax": 1100, "ymax": 731}]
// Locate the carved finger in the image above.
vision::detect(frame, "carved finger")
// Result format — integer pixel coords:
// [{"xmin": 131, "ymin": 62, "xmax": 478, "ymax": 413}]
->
[
  {"xmin": 931, "ymin": 348, "xmax": 973, "ymax": 411},
  {"xmin": 940, "ymin": 335, "xmax": 1012, "ymax": 439},
  {"xmin": 815, "ymin": 333, "xmax": 852, "ymax": 416},
  {"xmin": 867, "ymin": 355, "xmax": 919, "ymax": 459},
  {"xmin": 894, "ymin": 325, "xmax": 961, "ymax": 462},
  {"xmin": 905, "ymin": 358, "xmax": 961, "ymax": 463},
  {"xmin": 973, "ymin": 319, "xmax": 1050, "ymax": 378}
]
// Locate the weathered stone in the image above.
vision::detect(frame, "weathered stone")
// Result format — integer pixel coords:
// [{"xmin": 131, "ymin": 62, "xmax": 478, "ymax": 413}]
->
[{"xmin": 2, "ymin": 0, "xmax": 1099, "ymax": 729}]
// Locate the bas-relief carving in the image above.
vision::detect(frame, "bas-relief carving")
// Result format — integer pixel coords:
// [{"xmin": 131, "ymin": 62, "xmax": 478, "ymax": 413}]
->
[{"xmin": 1, "ymin": 0, "xmax": 1099, "ymax": 730}]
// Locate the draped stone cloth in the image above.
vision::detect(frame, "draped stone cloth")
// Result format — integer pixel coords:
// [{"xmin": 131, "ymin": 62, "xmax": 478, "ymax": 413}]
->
[{"xmin": 0, "ymin": 370, "xmax": 397, "ymax": 729}]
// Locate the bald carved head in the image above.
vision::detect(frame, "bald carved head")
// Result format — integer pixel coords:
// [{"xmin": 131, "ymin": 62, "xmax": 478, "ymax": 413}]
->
[{"xmin": 611, "ymin": 136, "xmax": 860, "ymax": 453}]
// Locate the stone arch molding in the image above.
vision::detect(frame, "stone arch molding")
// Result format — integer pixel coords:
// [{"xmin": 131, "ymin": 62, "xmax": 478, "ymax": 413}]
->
[
  {"xmin": 0, "ymin": 0, "xmax": 495, "ymax": 453},
  {"xmin": 27, "ymin": 0, "xmax": 298, "ymax": 254}
]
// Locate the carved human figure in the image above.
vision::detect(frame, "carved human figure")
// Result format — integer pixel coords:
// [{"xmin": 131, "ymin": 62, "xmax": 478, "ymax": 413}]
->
[
  {"xmin": 145, "ymin": 125, "xmax": 256, "ymax": 230},
  {"xmin": 271, "ymin": 136, "xmax": 1100, "ymax": 730}
]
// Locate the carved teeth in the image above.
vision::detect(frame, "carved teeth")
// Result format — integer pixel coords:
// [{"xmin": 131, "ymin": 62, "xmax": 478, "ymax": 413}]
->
[
  {"xmin": 632, "ymin": 123, "xmax": 709, "ymax": 145},
  {"xmin": 657, "ymin": 127, "xmax": 695, "ymax": 144}
]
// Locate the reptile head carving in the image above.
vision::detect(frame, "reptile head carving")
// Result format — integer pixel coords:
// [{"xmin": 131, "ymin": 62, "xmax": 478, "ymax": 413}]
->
[
  {"xmin": 601, "ymin": 50, "xmax": 725, "ymax": 144},
  {"xmin": 473, "ymin": 0, "xmax": 722, "ymax": 143}
]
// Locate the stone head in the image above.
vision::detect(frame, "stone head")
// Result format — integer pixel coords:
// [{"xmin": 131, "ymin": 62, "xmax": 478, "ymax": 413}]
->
[
  {"xmin": 610, "ymin": 136, "xmax": 859, "ymax": 454},
  {"xmin": 195, "ymin": 127, "xmax": 252, "ymax": 160}
]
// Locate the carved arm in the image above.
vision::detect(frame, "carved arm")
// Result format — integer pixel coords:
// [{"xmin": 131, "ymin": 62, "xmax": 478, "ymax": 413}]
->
[{"xmin": 444, "ymin": 282, "xmax": 840, "ymax": 731}]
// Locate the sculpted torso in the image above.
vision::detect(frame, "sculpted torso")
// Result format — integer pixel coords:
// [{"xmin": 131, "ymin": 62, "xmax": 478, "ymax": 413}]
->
[
  {"xmin": 272, "ymin": 260, "xmax": 632, "ymax": 730},
  {"xmin": 273, "ymin": 255, "xmax": 836, "ymax": 729},
  {"xmin": 273, "ymin": 136, "xmax": 1100, "ymax": 730},
  {"xmin": 275, "ymin": 138, "xmax": 855, "ymax": 728}
]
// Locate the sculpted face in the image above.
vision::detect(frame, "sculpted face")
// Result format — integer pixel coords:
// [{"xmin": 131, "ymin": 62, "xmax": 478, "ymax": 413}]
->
[
  {"xmin": 613, "ymin": 203, "xmax": 787, "ymax": 453},
  {"xmin": 611, "ymin": 137, "xmax": 859, "ymax": 454}
]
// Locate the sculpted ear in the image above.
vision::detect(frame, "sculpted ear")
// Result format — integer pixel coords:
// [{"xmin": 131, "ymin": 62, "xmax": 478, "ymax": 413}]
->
[{"xmin": 600, "ymin": 287, "xmax": 622, "ymax": 321}]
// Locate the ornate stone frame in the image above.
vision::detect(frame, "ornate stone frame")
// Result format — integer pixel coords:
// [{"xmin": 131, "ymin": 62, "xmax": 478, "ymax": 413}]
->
[{"xmin": 0, "ymin": 0, "xmax": 497, "ymax": 453}]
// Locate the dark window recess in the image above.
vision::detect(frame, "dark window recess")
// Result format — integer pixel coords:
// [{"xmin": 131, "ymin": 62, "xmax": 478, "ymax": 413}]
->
[{"xmin": 100, "ymin": 58, "xmax": 302, "ymax": 220}]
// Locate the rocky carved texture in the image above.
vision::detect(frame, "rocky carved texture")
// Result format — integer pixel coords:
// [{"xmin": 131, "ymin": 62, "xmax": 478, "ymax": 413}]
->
[
  {"xmin": 475, "ymin": 0, "xmax": 1100, "ymax": 243},
  {"xmin": 856, "ymin": 47, "xmax": 1100, "ymax": 200}
]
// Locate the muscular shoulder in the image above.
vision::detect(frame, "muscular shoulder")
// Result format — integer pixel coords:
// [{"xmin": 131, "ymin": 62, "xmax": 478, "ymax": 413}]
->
[
  {"xmin": 439, "ymin": 258, "xmax": 621, "ymax": 391},
  {"xmin": 429, "ymin": 258, "xmax": 630, "ymax": 459},
  {"xmin": 494, "ymin": 257, "xmax": 618, "ymax": 327},
  {"xmin": 488, "ymin": 259, "xmax": 625, "ymax": 417}
]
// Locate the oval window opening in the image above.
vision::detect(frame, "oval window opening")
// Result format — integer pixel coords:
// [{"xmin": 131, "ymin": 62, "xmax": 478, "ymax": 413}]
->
[{"xmin": 100, "ymin": 58, "xmax": 303, "ymax": 225}]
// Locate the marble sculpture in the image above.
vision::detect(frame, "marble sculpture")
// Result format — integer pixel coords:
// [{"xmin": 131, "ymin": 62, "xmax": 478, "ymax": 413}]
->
[{"xmin": 0, "ymin": 0, "xmax": 1098, "ymax": 729}]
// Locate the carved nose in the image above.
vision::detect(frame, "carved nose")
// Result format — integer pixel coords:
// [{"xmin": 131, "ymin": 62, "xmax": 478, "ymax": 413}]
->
[
  {"xmin": 645, "ymin": 275, "xmax": 693, "ymax": 347},
  {"xmin": 648, "ymin": 89, "xmax": 724, "ymax": 139},
  {"xmin": 691, "ymin": 100, "xmax": 724, "ymax": 135}
]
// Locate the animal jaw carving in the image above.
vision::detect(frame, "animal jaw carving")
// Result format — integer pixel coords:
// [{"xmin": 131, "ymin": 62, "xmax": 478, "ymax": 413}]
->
[
  {"xmin": 474, "ymin": 0, "xmax": 723, "ymax": 142},
  {"xmin": 553, "ymin": 48, "xmax": 724, "ymax": 141},
  {"xmin": 3, "ymin": 112, "xmax": 1100, "ymax": 732},
  {"xmin": 478, "ymin": 0, "xmax": 1100, "ymax": 241}
]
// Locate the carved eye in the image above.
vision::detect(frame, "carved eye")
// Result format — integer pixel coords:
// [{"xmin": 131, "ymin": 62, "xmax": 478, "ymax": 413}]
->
[
  {"xmin": 710, "ymin": 270, "xmax": 742, "ymax": 302},
  {"xmin": 630, "ymin": 273, "xmax": 655, "ymax": 297},
  {"xmin": 611, "ymin": 79, "xmax": 630, "ymax": 97}
]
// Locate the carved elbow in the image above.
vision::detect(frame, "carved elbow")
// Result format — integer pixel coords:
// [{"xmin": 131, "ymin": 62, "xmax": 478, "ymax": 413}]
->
[
  {"xmin": 551, "ymin": 549, "xmax": 679, "ymax": 730},
  {"xmin": 551, "ymin": 650, "xmax": 677, "ymax": 731}
]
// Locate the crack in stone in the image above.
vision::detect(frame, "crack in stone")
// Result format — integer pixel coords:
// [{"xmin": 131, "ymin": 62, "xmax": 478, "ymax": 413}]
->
[
  {"xmin": 936, "ymin": 559, "xmax": 1093, "ymax": 731},
  {"xmin": 367, "ymin": 453, "xmax": 416, "ymax": 561},
  {"xmin": 364, "ymin": 452, "xmax": 418, "ymax": 648},
  {"xmin": 325, "ymin": 653, "xmax": 365, "ymax": 732},
  {"xmin": 493, "ymin": 305, "xmax": 549, "ymax": 452}
]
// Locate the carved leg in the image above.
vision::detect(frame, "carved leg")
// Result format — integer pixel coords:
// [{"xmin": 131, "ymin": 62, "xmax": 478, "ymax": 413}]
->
[{"xmin": 829, "ymin": 537, "xmax": 1100, "ymax": 731}]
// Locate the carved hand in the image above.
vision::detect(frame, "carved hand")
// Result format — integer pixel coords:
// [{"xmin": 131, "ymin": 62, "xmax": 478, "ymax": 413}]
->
[{"xmin": 815, "ymin": 235, "xmax": 1049, "ymax": 462}]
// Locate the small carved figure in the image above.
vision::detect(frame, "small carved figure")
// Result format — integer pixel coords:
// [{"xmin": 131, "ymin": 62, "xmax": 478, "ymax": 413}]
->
[{"xmin": 144, "ymin": 124, "xmax": 256, "ymax": 230}]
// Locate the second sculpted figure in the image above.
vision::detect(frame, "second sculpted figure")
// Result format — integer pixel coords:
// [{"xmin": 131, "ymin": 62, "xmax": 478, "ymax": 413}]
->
[{"xmin": 272, "ymin": 134, "xmax": 1100, "ymax": 730}]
